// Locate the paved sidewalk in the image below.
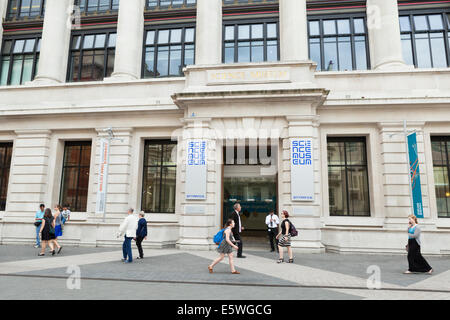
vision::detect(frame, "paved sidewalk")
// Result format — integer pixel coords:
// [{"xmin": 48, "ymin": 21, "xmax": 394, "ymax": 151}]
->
[{"xmin": 0, "ymin": 245, "xmax": 449, "ymax": 300}]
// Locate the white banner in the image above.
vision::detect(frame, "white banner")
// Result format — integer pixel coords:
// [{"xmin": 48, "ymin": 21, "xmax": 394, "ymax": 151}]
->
[
  {"xmin": 185, "ymin": 139, "xmax": 207, "ymax": 200},
  {"xmin": 291, "ymin": 138, "xmax": 314, "ymax": 202},
  {"xmin": 96, "ymin": 138, "xmax": 110, "ymax": 214}
]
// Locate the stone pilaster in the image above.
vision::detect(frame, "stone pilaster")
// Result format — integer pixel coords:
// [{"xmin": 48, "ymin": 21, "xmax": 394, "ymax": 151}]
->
[
  {"xmin": 176, "ymin": 118, "xmax": 220, "ymax": 250},
  {"xmin": 108, "ymin": 0, "xmax": 145, "ymax": 81},
  {"xmin": 367, "ymin": 0, "xmax": 410, "ymax": 70},
  {"xmin": 5, "ymin": 130, "xmax": 52, "ymax": 220},
  {"xmin": 281, "ymin": 116, "xmax": 324, "ymax": 253},
  {"xmin": 195, "ymin": 0, "xmax": 222, "ymax": 65},
  {"xmin": 0, "ymin": 0, "xmax": 8, "ymax": 55},
  {"xmin": 378, "ymin": 122, "xmax": 430, "ymax": 228},
  {"xmin": 279, "ymin": 0, "xmax": 308, "ymax": 62},
  {"xmin": 32, "ymin": 0, "xmax": 73, "ymax": 84},
  {"xmin": 93, "ymin": 128, "xmax": 133, "ymax": 223}
]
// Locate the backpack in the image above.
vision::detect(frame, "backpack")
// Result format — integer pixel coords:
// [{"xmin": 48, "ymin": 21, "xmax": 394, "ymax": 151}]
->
[
  {"xmin": 213, "ymin": 228, "xmax": 226, "ymax": 246},
  {"xmin": 288, "ymin": 220, "xmax": 298, "ymax": 237}
]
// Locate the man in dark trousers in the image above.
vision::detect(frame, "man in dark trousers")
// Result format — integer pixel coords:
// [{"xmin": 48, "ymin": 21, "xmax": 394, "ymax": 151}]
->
[
  {"xmin": 134, "ymin": 211, "xmax": 148, "ymax": 259},
  {"xmin": 231, "ymin": 203, "xmax": 245, "ymax": 258},
  {"xmin": 265, "ymin": 210, "xmax": 280, "ymax": 252}
]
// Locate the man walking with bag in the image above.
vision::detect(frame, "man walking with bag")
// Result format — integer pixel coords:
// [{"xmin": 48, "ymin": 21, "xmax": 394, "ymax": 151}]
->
[{"xmin": 231, "ymin": 203, "xmax": 245, "ymax": 258}]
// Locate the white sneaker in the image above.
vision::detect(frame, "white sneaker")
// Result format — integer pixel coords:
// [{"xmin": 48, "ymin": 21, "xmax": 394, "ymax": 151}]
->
[{"xmin": 34, "ymin": 245, "xmax": 40, "ymax": 248}]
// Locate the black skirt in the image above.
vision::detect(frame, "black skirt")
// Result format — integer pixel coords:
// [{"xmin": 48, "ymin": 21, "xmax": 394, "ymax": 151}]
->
[{"xmin": 407, "ymin": 238, "xmax": 432, "ymax": 273}]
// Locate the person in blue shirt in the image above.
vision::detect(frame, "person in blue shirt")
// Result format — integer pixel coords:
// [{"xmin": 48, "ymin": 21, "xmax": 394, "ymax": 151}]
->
[
  {"xmin": 134, "ymin": 212, "xmax": 148, "ymax": 259},
  {"xmin": 34, "ymin": 204, "xmax": 45, "ymax": 248}
]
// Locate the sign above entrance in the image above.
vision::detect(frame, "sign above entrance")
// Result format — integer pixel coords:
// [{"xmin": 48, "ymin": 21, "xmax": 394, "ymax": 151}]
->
[
  {"xmin": 291, "ymin": 138, "xmax": 314, "ymax": 202},
  {"xmin": 185, "ymin": 139, "xmax": 207, "ymax": 200},
  {"xmin": 207, "ymin": 67, "xmax": 290, "ymax": 86}
]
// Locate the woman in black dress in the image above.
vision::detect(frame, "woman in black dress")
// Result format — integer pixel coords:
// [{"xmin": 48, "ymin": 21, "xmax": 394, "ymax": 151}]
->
[
  {"xmin": 404, "ymin": 214, "xmax": 433, "ymax": 274},
  {"xmin": 38, "ymin": 208, "xmax": 56, "ymax": 256},
  {"xmin": 276, "ymin": 210, "xmax": 294, "ymax": 263}
]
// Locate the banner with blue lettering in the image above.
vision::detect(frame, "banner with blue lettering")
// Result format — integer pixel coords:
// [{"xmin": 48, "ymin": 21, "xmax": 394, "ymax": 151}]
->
[
  {"xmin": 185, "ymin": 139, "xmax": 207, "ymax": 200},
  {"xmin": 291, "ymin": 138, "xmax": 314, "ymax": 202},
  {"xmin": 407, "ymin": 133, "xmax": 424, "ymax": 218}
]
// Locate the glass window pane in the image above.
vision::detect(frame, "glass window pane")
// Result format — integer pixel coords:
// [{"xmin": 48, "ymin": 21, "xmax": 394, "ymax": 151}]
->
[
  {"xmin": 337, "ymin": 19, "xmax": 350, "ymax": 34},
  {"xmin": 0, "ymin": 58, "xmax": 10, "ymax": 86},
  {"xmin": 72, "ymin": 36, "xmax": 81, "ymax": 50},
  {"xmin": 399, "ymin": 16, "xmax": 411, "ymax": 32},
  {"xmin": 83, "ymin": 35, "xmax": 95, "ymax": 49},
  {"xmin": 251, "ymin": 41, "xmax": 264, "ymax": 62},
  {"xmin": 323, "ymin": 20, "xmax": 336, "ymax": 35},
  {"xmin": 328, "ymin": 166, "xmax": 348, "ymax": 216},
  {"xmin": 309, "ymin": 21, "xmax": 320, "ymax": 36},
  {"xmin": 414, "ymin": 15, "xmax": 429, "ymax": 31},
  {"xmin": 266, "ymin": 40, "xmax": 278, "ymax": 62},
  {"xmin": 347, "ymin": 167, "xmax": 370, "ymax": 216},
  {"xmin": 401, "ymin": 34, "xmax": 414, "ymax": 66},
  {"xmin": 323, "ymin": 37, "xmax": 338, "ymax": 71},
  {"xmin": 430, "ymin": 32, "xmax": 447, "ymax": 68},
  {"xmin": 434, "ymin": 166, "xmax": 449, "ymax": 217},
  {"xmin": 160, "ymin": 166, "xmax": 176, "ymax": 213},
  {"xmin": 328, "ymin": 141, "xmax": 345, "ymax": 165},
  {"xmin": 428, "ymin": 14, "xmax": 443, "ymax": 30},
  {"xmin": 156, "ymin": 46, "xmax": 169, "ymax": 76},
  {"xmin": 354, "ymin": 36, "xmax": 367, "ymax": 70},
  {"xmin": 237, "ymin": 42, "xmax": 250, "ymax": 63},
  {"xmin": 61, "ymin": 167, "xmax": 79, "ymax": 211},
  {"xmin": 238, "ymin": 25, "xmax": 250, "ymax": 40},
  {"xmin": 92, "ymin": 53, "xmax": 105, "ymax": 80},
  {"xmin": 108, "ymin": 33, "xmax": 116, "ymax": 47},
  {"xmin": 13, "ymin": 40, "xmax": 25, "ymax": 53},
  {"xmin": 94, "ymin": 34, "xmax": 106, "ymax": 48},
  {"xmin": 267, "ymin": 23, "xmax": 277, "ymax": 38},
  {"xmin": 225, "ymin": 26, "xmax": 235, "ymax": 41},
  {"xmin": 347, "ymin": 141, "xmax": 366, "ymax": 165},
  {"xmin": 225, "ymin": 43, "xmax": 234, "ymax": 63},
  {"xmin": 309, "ymin": 38, "xmax": 321, "ymax": 71},
  {"xmin": 415, "ymin": 33, "xmax": 432, "ymax": 68},
  {"xmin": 162, "ymin": 144, "xmax": 177, "ymax": 165},
  {"xmin": 158, "ymin": 30, "xmax": 170, "ymax": 44},
  {"xmin": 185, "ymin": 28, "xmax": 195, "ymax": 42},
  {"xmin": 338, "ymin": 36, "xmax": 352, "ymax": 71},
  {"xmin": 251, "ymin": 24, "xmax": 263, "ymax": 39},
  {"xmin": 169, "ymin": 45, "xmax": 182, "ymax": 76},
  {"xmin": 23, "ymin": 39, "xmax": 35, "ymax": 53},
  {"xmin": 145, "ymin": 144, "xmax": 162, "ymax": 166},
  {"xmin": 142, "ymin": 167, "xmax": 161, "ymax": 213},
  {"xmin": 144, "ymin": 47, "xmax": 155, "ymax": 78},
  {"xmin": 21, "ymin": 56, "xmax": 34, "ymax": 83},
  {"xmin": 431, "ymin": 140, "xmax": 445, "ymax": 166},
  {"xmin": 2, "ymin": 41, "xmax": 13, "ymax": 54},
  {"xmin": 10, "ymin": 56, "xmax": 24, "ymax": 85},
  {"xmin": 184, "ymin": 44, "xmax": 194, "ymax": 66},
  {"xmin": 354, "ymin": 18, "xmax": 365, "ymax": 34},
  {"xmin": 170, "ymin": 29, "xmax": 182, "ymax": 43},
  {"xmin": 146, "ymin": 31, "xmax": 155, "ymax": 45}
]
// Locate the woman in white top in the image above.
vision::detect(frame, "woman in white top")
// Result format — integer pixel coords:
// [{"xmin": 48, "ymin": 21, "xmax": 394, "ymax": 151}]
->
[{"xmin": 118, "ymin": 208, "xmax": 138, "ymax": 263}]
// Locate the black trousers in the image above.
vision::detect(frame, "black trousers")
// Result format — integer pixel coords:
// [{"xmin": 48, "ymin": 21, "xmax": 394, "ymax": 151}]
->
[
  {"xmin": 268, "ymin": 228, "xmax": 279, "ymax": 251},
  {"xmin": 135, "ymin": 236, "xmax": 144, "ymax": 258},
  {"xmin": 407, "ymin": 238, "xmax": 432, "ymax": 272},
  {"xmin": 234, "ymin": 232, "xmax": 243, "ymax": 257}
]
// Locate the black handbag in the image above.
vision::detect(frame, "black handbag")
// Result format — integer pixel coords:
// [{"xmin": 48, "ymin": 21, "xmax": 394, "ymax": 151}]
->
[{"xmin": 34, "ymin": 221, "xmax": 41, "ymax": 227}]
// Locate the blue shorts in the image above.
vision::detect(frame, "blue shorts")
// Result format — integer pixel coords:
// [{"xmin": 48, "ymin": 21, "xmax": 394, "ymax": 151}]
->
[{"xmin": 55, "ymin": 225, "xmax": 63, "ymax": 237}]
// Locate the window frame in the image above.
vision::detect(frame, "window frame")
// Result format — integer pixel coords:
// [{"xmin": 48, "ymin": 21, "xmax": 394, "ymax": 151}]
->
[
  {"xmin": 141, "ymin": 23, "xmax": 196, "ymax": 79},
  {"xmin": 74, "ymin": 0, "xmax": 119, "ymax": 14},
  {"xmin": 67, "ymin": 29, "xmax": 117, "ymax": 82},
  {"xmin": 222, "ymin": 17, "xmax": 280, "ymax": 64},
  {"xmin": 141, "ymin": 139, "xmax": 177, "ymax": 214},
  {"xmin": 307, "ymin": 12, "xmax": 370, "ymax": 71},
  {"xmin": 431, "ymin": 136, "xmax": 450, "ymax": 218},
  {"xmin": 6, "ymin": 0, "xmax": 46, "ymax": 21},
  {"xmin": 399, "ymin": 8, "xmax": 450, "ymax": 68},
  {"xmin": 0, "ymin": 143, "xmax": 13, "ymax": 212},
  {"xmin": 145, "ymin": 0, "xmax": 197, "ymax": 11},
  {"xmin": 0, "ymin": 34, "xmax": 41, "ymax": 86},
  {"xmin": 327, "ymin": 136, "xmax": 371, "ymax": 217},
  {"xmin": 59, "ymin": 141, "xmax": 92, "ymax": 213}
]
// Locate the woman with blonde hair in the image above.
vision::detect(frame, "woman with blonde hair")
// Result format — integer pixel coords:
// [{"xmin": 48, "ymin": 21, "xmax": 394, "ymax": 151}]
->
[{"xmin": 404, "ymin": 214, "xmax": 432, "ymax": 274}]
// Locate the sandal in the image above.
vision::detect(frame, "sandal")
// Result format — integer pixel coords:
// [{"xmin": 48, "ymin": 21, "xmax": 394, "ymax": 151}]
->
[
  {"xmin": 51, "ymin": 250, "xmax": 56, "ymax": 256},
  {"xmin": 208, "ymin": 266, "xmax": 213, "ymax": 274},
  {"xmin": 277, "ymin": 259, "xmax": 284, "ymax": 264},
  {"xmin": 38, "ymin": 253, "xmax": 45, "ymax": 256},
  {"xmin": 231, "ymin": 271, "xmax": 240, "ymax": 274},
  {"xmin": 288, "ymin": 259, "xmax": 294, "ymax": 263}
]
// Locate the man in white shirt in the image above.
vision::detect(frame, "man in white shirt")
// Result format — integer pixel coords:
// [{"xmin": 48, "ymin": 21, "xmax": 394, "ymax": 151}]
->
[
  {"xmin": 118, "ymin": 208, "xmax": 138, "ymax": 263},
  {"xmin": 266, "ymin": 210, "xmax": 280, "ymax": 252}
]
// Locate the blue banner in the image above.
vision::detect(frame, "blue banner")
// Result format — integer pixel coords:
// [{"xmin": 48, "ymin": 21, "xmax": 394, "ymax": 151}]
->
[{"xmin": 407, "ymin": 133, "xmax": 424, "ymax": 218}]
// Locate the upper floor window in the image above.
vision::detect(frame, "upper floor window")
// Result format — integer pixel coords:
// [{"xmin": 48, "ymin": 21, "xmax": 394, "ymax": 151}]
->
[
  {"xmin": 223, "ymin": 21, "xmax": 279, "ymax": 64},
  {"xmin": 400, "ymin": 11, "xmax": 450, "ymax": 68},
  {"xmin": 431, "ymin": 137, "xmax": 450, "ymax": 218},
  {"xmin": 146, "ymin": 0, "xmax": 196, "ymax": 10},
  {"xmin": 74, "ymin": 0, "xmax": 119, "ymax": 14},
  {"xmin": 68, "ymin": 31, "xmax": 116, "ymax": 82},
  {"xmin": 6, "ymin": 0, "xmax": 45, "ymax": 21},
  {"xmin": 0, "ymin": 143, "xmax": 13, "ymax": 212},
  {"xmin": 308, "ymin": 16, "xmax": 369, "ymax": 71},
  {"xmin": 0, "ymin": 36, "xmax": 41, "ymax": 86},
  {"xmin": 223, "ymin": 0, "xmax": 278, "ymax": 5},
  {"xmin": 143, "ymin": 26, "xmax": 195, "ymax": 78}
]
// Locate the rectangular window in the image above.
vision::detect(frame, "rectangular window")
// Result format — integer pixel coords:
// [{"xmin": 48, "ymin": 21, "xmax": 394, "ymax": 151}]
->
[
  {"xmin": 142, "ymin": 140, "xmax": 177, "ymax": 213},
  {"xmin": 6, "ymin": 0, "xmax": 45, "ymax": 21},
  {"xmin": 68, "ymin": 31, "xmax": 116, "ymax": 82},
  {"xmin": 400, "ymin": 11, "xmax": 450, "ymax": 68},
  {"xmin": 0, "ymin": 143, "xmax": 13, "ymax": 211},
  {"xmin": 327, "ymin": 137, "xmax": 370, "ymax": 217},
  {"xmin": 143, "ymin": 26, "xmax": 195, "ymax": 78},
  {"xmin": 0, "ymin": 36, "xmax": 41, "ymax": 86},
  {"xmin": 60, "ymin": 141, "xmax": 92, "ymax": 212},
  {"xmin": 308, "ymin": 16, "xmax": 369, "ymax": 71},
  {"xmin": 146, "ymin": 0, "xmax": 196, "ymax": 10},
  {"xmin": 75, "ymin": 0, "xmax": 119, "ymax": 14},
  {"xmin": 223, "ymin": 21, "xmax": 279, "ymax": 63},
  {"xmin": 431, "ymin": 137, "xmax": 450, "ymax": 218}
]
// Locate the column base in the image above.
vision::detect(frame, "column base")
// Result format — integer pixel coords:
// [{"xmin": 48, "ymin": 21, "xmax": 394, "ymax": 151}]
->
[
  {"xmin": 104, "ymin": 72, "xmax": 139, "ymax": 82},
  {"xmin": 373, "ymin": 61, "xmax": 415, "ymax": 71},
  {"xmin": 29, "ymin": 76, "xmax": 63, "ymax": 86}
]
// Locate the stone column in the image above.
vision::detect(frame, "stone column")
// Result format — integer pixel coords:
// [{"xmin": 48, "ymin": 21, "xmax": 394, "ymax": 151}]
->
[
  {"xmin": 366, "ymin": 0, "xmax": 409, "ymax": 70},
  {"xmin": 176, "ymin": 118, "xmax": 220, "ymax": 250},
  {"xmin": 195, "ymin": 0, "xmax": 222, "ymax": 65},
  {"xmin": 279, "ymin": 0, "xmax": 309, "ymax": 61},
  {"xmin": 5, "ymin": 130, "xmax": 52, "ymax": 221},
  {"xmin": 0, "ymin": 0, "xmax": 8, "ymax": 55},
  {"xmin": 377, "ymin": 122, "xmax": 430, "ymax": 228},
  {"xmin": 109, "ymin": 0, "xmax": 145, "ymax": 81},
  {"xmin": 281, "ymin": 116, "xmax": 324, "ymax": 253},
  {"xmin": 33, "ymin": 0, "xmax": 73, "ymax": 84}
]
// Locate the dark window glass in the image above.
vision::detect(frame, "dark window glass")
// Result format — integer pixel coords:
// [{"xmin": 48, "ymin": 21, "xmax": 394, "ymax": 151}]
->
[
  {"xmin": 60, "ymin": 141, "xmax": 92, "ymax": 212},
  {"xmin": 6, "ymin": 0, "xmax": 45, "ymax": 20},
  {"xmin": 142, "ymin": 141, "xmax": 177, "ymax": 213},
  {"xmin": 308, "ymin": 16, "xmax": 369, "ymax": 71},
  {"xmin": 327, "ymin": 138, "xmax": 370, "ymax": 217},
  {"xmin": 68, "ymin": 31, "xmax": 116, "ymax": 82},
  {"xmin": 400, "ymin": 11, "xmax": 450, "ymax": 68},
  {"xmin": 146, "ymin": 0, "xmax": 196, "ymax": 10},
  {"xmin": 0, "ymin": 143, "xmax": 13, "ymax": 211},
  {"xmin": 75, "ymin": 0, "xmax": 119, "ymax": 14},
  {"xmin": 223, "ymin": 0, "xmax": 277, "ymax": 5},
  {"xmin": 431, "ymin": 137, "xmax": 450, "ymax": 218},
  {"xmin": 223, "ymin": 22, "xmax": 279, "ymax": 63},
  {"xmin": 0, "ymin": 37, "xmax": 41, "ymax": 86},
  {"xmin": 143, "ymin": 26, "xmax": 195, "ymax": 78}
]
